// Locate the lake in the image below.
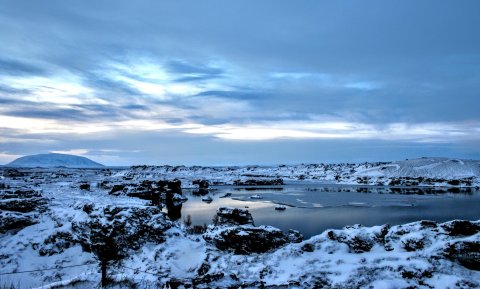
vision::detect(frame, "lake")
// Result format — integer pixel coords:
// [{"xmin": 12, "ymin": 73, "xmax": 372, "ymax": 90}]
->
[{"xmin": 163, "ymin": 184, "xmax": 480, "ymax": 238}]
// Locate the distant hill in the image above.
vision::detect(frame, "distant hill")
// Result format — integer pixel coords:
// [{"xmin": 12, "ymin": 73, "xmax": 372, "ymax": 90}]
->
[{"xmin": 6, "ymin": 153, "xmax": 104, "ymax": 168}]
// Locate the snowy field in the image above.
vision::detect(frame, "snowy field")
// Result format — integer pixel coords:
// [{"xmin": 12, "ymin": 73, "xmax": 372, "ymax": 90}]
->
[{"xmin": 1, "ymin": 158, "xmax": 479, "ymax": 288}]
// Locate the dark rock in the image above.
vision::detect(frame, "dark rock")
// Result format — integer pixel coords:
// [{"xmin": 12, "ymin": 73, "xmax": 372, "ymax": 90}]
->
[
  {"xmin": 167, "ymin": 179, "xmax": 182, "ymax": 193},
  {"xmin": 448, "ymin": 179, "xmax": 460, "ymax": 186},
  {"xmin": 79, "ymin": 183, "xmax": 90, "ymax": 190},
  {"xmin": 400, "ymin": 268, "xmax": 432, "ymax": 280},
  {"xmin": 99, "ymin": 180, "xmax": 110, "ymax": 189},
  {"xmin": 348, "ymin": 236, "xmax": 374, "ymax": 253},
  {"xmin": 0, "ymin": 197, "xmax": 46, "ymax": 213},
  {"xmin": 193, "ymin": 179, "xmax": 209, "ymax": 189},
  {"xmin": 165, "ymin": 279, "xmax": 190, "ymax": 289},
  {"xmin": 233, "ymin": 178, "xmax": 284, "ymax": 186},
  {"xmin": 193, "ymin": 272, "xmax": 224, "ymax": 285},
  {"xmin": 2, "ymin": 169, "xmax": 26, "ymax": 178},
  {"xmin": 444, "ymin": 241, "xmax": 480, "ymax": 271},
  {"xmin": 214, "ymin": 207, "xmax": 254, "ymax": 226},
  {"xmin": 287, "ymin": 229, "xmax": 304, "ymax": 243},
  {"xmin": 442, "ymin": 220, "xmax": 480, "ymax": 237},
  {"xmin": 402, "ymin": 238, "xmax": 425, "ymax": 252},
  {"xmin": 327, "ymin": 224, "xmax": 389, "ymax": 253},
  {"xmin": 166, "ymin": 198, "xmax": 182, "ymax": 221},
  {"xmin": 419, "ymin": 220, "xmax": 437, "ymax": 229},
  {"xmin": 301, "ymin": 243, "xmax": 315, "ymax": 252},
  {"xmin": 0, "ymin": 190, "xmax": 41, "ymax": 199},
  {"xmin": 109, "ymin": 184, "xmax": 126, "ymax": 195},
  {"xmin": 82, "ymin": 203, "xmax": 94, "ymax": 214}
]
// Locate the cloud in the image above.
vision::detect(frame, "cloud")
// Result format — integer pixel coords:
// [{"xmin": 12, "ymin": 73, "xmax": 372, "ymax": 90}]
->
[
  {"xmin": 0, "ymin": 57, "xmax": 46, "ymax": 76},
  {"xmin": 0, "ymin": 1, "xmax": 479, "ymax": 164},
  {"xmin": 51, "ymin": 149, "xmax": 90, "ymax": 155}
]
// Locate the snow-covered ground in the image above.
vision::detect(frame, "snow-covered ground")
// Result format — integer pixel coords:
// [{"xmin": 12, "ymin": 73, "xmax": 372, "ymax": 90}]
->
[
  {"xmin": 114, "ymin": 157, "xmax": 480, "ymax": 187},
  {"xmin": 0, "ymin": 158, "xmax": 479, "ymax": 288}
]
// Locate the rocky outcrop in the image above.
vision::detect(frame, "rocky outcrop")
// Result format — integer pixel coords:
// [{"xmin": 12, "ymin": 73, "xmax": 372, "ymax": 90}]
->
[
  {"xmin": 327, "ymin": 224, "xmax": 390, "ymax": 253},
  {"xmin": 204, "ymin": 225, "xmax": 303, "ymax": 254},
  {"xmin": 0, "ymin": 189, "xmax": 46, "ymax": 213},
  {"xmin": 387, "ymin": 176, "xmax": 475, "ymax": 187},
  {"xmin": 0, "ymin": 211, "xmax": 37, "ymax": 233},
  {"xmin": 205, "ymin": 207, "xmax": 302, "ymax": 254},
  {"xmin": 441, "ymin": 220, "xmax": 480, "ymax": 237},
  {"xmin": 213, "ymin": 207, "xmax": 254, "ymax": 226},
  {"xmin": 1, "ymin": 169, "xmax": 26, "ymax": 178}
]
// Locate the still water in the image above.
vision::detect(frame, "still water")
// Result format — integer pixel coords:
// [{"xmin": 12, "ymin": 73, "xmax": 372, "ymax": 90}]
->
[{"xmin": 164, "ymin": 184, "xmax": 480, "ymax": 238}]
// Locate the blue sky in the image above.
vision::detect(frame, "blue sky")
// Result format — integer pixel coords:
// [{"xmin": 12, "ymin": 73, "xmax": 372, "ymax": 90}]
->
[{"xmin": 0, "ymin": 0, "xmax": 479, "ymax": 165}]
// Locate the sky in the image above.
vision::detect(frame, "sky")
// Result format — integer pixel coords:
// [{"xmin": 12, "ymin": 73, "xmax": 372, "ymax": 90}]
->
[{"xmin": 0, "ymin": 0, "xmax": 479, "ymax": 166}]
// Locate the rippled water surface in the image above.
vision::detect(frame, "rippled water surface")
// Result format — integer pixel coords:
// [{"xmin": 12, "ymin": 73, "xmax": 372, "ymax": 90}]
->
[{"xmin": 164, "ymin": 184, "xmax": 480, "ymax": 238}]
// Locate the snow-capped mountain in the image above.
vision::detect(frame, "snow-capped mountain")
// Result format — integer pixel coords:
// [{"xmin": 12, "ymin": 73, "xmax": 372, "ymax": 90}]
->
[{"xmin": 6, "ymin": 153, "xmax": 104, "ymax": 168}]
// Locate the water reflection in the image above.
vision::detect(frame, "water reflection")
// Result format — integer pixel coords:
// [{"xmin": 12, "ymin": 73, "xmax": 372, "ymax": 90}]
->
[
  {"xmin": 168, "ymin": 185, "xmax": 480, "ymax": 238},
  {"xmin": 234, "ymin": 187, "xmax": 284, "ymax": 191},
  {"xmin": 192, "ymin": 188, "xmax": 209, "ymax": 196}
]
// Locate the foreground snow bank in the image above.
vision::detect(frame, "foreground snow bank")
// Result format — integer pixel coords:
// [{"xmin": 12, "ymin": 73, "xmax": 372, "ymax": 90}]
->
[
  {"xmin": 109, "ymin": 219, "xmax": 480, "ymax": 289},
  {"xmin": 1, "ymin": 210, "xmax": 479, "ymax": 288},
  {"xmin": 180, "ymin": 219, "xmax": 480, "ymax": 288}
]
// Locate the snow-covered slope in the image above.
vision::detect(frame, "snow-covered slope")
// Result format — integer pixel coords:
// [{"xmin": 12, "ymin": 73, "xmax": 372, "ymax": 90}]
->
[
  {"xmin": 6, "ymin": 153, "xmax": 104, "ymax": 168},
  {"xmin": 113, "ymin": 157, "xmax": 480, "ymax": 187},
  {"xmin": 356, "ymin": 157, "xmax": 480, "ymax": 179}
]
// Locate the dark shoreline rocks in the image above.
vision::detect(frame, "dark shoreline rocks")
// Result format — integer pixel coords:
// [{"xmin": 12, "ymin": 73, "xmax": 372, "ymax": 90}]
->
[{"xmin": 233, "ymin": 178, "xmax": 284, "ymax": 186}]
